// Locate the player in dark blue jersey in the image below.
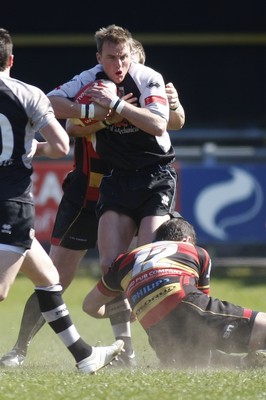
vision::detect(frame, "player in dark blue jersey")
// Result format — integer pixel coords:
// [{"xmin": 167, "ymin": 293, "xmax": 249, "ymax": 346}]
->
[
  {"xmin": 0, "ymin": 27, "xmax": 123, "ymax": 373},
  {"xmin": 83, "ymin": 217, "xmax": 266, "ymax": 370}
]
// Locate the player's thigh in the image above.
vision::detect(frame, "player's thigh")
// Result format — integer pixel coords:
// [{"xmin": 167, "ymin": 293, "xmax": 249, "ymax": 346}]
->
[
  {"xmin": 0, "ymin": 250, "xmax": 24, "ymax": 299},
  {"xmin": 49, "ymin": 244, "xmax": 87, "ymax": 289},
  {"xmin": 97, "ymin": 210, "xmax": 136, "ymax": 272},
  {"xmin": 137, "ymin": 214, "xmax": 170, "ymax": 246},
  {"xmin": 21, "ymin": 239, "xmax": 59, "ymax": 286},
  {"xmin": 248, "ymin": 312, "xmax": 266, "ymax": 350}
]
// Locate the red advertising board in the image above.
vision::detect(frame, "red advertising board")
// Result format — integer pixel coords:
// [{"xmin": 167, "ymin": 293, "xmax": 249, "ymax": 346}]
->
[
  {"xmin": 33, "ymin": 160, "xmax": 73, "ymax": 244},
  {"xmin": 32, "ymin": 159, "xmax": 181, "ymax": 246}
]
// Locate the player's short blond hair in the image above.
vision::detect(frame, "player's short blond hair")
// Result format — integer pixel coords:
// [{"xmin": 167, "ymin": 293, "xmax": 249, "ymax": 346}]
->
[
  {"xmin": 95, "ymin": 24, "xmax": 132, "ymax": 54},
  {"xmin": 131, "ymin": 39, "xmax": 146, "ymax": 64}
]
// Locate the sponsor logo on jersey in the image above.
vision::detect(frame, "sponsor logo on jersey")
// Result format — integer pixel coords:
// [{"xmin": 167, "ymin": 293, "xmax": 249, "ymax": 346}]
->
[
  {"xmin": 131, "ymin": 278, "xmax": 171, "ymax": 304},
  {"xmin": 135, "ymin": 285, "xmax": 176, "ymax": 316},
  {"xmin": 1, "ymin": 224, "xmax": 12, "ymax": 234},
  {"xmin": 0, "ymin": 159, "xmax": 13, "ymax": 166},
  {"xmin": 147, "ymin": 82, "xmax": 161, "ymax": 89}
]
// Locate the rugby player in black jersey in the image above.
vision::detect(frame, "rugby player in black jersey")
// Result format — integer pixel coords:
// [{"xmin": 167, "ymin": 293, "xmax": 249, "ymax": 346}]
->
[
  {"xmin": 0, "ymin": 27, "xmax": 123, "ymax": 373},
  {"xmin": 0, "ymin": 27, "xmax": 185, "ymax": 368},
  {"xmin": 67, "ymin": 24, "xmax": 179, "ymax": 367}
]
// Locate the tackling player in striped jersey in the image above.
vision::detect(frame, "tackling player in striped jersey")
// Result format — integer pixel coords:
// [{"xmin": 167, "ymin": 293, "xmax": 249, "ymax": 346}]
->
[{"xmin": 84, "ymin": 217, "xmax": 266, "ymax": 369}]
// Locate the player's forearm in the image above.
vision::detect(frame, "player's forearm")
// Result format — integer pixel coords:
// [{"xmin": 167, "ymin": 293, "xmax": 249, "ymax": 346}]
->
[
  {"xmin": 35, "ymin": 142, "xmax": 69, "ymax": 159},
  {"xmin": 49, "ymin": 96, "xmax": 110, "ymax": 123},
  {"xmin": 37, "ymin": 121, "xmax": 70, "ymax": 158},
  {"xmin": 168, "ymin": 104, "xmax": 185, "ymax": 131},
  {"xmin": 114, "ymin": 101, "xmax": 167, "ymax": 136},
  {"xmin": 66, "ymin": 119, "xmax": 105, "ymax": 137},
  {"xmin": 48, "ymin": 96, "xmax": 82, "ymax": 119}
]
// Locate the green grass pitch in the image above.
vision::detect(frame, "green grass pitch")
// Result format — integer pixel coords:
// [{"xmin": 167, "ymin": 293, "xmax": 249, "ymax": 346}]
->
[{"xmin": 1, "ymin": 266, "xmax": 266, "ymax": 400}]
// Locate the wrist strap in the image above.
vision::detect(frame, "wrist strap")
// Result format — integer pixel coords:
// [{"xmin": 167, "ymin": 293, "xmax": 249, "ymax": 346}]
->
[
  {"xmin": 102, "ymin": 119, "xmax": 111, "ymax": 127},
  {"xmin": 170, "ymin": 103, "xmax": 180, "ymax": 111},
  {"xmin": 110, "ymin": 96, "xmax": 120, "ymax": 108},
  {"xmin": 80, "ymin": 104, "xmax": 86, "ymax": 118},
  {"xmin": 85, "ymin": 104, "xmax": 95, "ymax": 119},
  {"xmin": 110, "ymin": 96, "xmax": 125, "ymax": 114},
  {"xmin": 115, "ymin": 100, "xmax": 125, "ymax": 114}
]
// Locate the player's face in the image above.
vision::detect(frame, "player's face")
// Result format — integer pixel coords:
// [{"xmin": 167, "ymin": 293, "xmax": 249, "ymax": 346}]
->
[{"xmin": 97, "ymin": 41, "xmax": 131, "ymax": 84}]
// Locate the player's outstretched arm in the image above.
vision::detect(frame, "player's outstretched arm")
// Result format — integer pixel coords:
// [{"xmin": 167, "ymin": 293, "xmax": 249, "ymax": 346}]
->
[
  {"xmin": 35, "ymin": 119, "xmax": 70, "ymax": 159},
  {"xmin": 166, "ymin": 82, "xmax": 185, "ymax": 131}
]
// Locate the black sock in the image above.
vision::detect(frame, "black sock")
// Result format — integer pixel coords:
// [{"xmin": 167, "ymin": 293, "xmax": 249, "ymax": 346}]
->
[{"xmin": 35, "ymin": 284, "xmax": 92, "ymax": 363}]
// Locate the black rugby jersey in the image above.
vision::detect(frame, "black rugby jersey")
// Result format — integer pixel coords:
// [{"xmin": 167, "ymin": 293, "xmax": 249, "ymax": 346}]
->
[
  {"xmin": 48, "ymin": 62, "xmax": 175, "ymax": 172},
  {"xmin": 95, "ymin": 63, "xmax": 175, "ymax": 170},
  {"xmin": 0, "ymin": 74, "xmax": 54, "ymax": 203}
]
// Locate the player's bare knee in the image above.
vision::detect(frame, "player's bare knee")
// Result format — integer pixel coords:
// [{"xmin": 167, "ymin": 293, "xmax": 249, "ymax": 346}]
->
[
  {"xmin": 249, "ymin": 312, "xmax": 266, "ymax": 349},
  {"xmin": 100, "ymin": 262, "xmax": 110, "ymax": 275},
  {"xmin": 43, "ymin": 266, "xmax": 60, "ymax": 285},
  {"xmin": 0, "ymin": 284, "xmax": 10, "ymax": 301},
  {"xmin": 82, "ymin": 297, "xmax": 95, "ymax": 316},
  {"xmin": 254, "ymin": 312, "xmax": 266, "ymax": 329}
]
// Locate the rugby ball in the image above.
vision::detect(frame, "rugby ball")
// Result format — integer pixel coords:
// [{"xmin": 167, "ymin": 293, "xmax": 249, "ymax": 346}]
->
[{"xmin": 71, "ymin": 79, "xmax": 117, "ymax": 126}]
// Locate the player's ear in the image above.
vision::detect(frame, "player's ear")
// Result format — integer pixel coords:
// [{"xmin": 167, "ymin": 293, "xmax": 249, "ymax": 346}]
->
[
  {"xmin": 182, "ymin": 236, "xmax": 191, "ymax": 243},
  {"xmin": 96, "ymin": 52, "xmax": 102, "ymax": 64},
  {"xmin": 9, "ymin": 54, "xmax": 14, "ymax": 68}
]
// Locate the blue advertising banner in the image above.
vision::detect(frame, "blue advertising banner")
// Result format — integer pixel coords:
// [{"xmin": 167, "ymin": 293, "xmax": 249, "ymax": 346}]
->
[{"xmin": 179, "ymin": 164, "xmax": 266, "ymax": 244}]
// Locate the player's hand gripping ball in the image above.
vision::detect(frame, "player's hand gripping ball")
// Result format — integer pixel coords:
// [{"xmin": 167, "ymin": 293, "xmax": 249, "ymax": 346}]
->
[{"xmin": 71, "ymin": 79, "xmax": 117, "ymax": 126}]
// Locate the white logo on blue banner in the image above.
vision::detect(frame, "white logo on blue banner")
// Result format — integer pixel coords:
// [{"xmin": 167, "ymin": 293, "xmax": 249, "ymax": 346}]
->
[{"xmin": 194, "ymin": 167, "xmax": 263, "ymax": 240}]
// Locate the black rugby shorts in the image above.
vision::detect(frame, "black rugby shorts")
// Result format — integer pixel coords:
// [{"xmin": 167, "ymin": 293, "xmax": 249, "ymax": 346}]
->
[
  {"xmin": 51, "ymin": 196, "xmax": 98, "ymax": 250},
  {"xmin": 146, "ymin": 288, "xmax": 257, "ymax": 368},
  {"xmin": 96, "ymin": 164, "xmax": 177, "ymax": 226},
  {"xmin": 0, "ymin": 200, "xmax": 35, "ymax": 249}
]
